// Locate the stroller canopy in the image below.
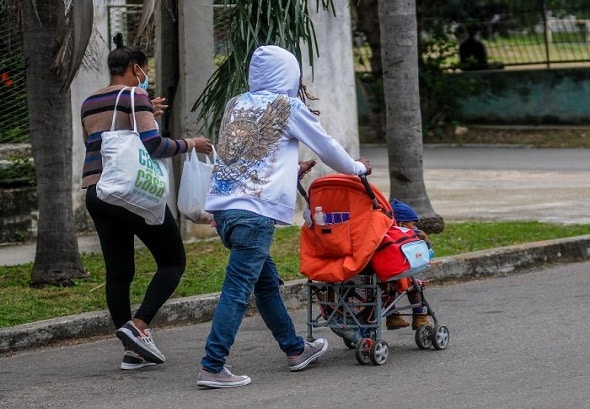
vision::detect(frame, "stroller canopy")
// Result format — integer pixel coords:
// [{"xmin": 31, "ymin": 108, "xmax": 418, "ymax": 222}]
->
[{"xmin": 300, "ymin": 175, "xmax": 394, "ymax": 282}]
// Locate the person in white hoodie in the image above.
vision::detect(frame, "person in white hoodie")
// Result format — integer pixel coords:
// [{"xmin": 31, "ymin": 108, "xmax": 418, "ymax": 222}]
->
[{"xmin": 197, "ymin": 45, "xmax": 372, "ymax": 388}]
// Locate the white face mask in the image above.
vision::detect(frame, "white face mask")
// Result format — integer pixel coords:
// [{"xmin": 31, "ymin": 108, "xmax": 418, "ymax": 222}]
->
[{"xmin": 135, "ymin": 65, "xmax": 149, "ymax": 90}]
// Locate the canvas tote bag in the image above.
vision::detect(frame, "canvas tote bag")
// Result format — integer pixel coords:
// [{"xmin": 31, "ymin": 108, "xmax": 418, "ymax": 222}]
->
[{"xmin": 96, "ymin": 87, "xmax": 169, "ymax": 225}]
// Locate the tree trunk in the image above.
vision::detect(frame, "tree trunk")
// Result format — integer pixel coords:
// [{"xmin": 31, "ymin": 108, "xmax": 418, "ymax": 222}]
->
[
  {"xmin": 23, "ymin": 0, "xmax": 86, "ymax": 286},
  {"xmin": 378, "ymin": 0, "xmax": 444, "ymax": 233}
]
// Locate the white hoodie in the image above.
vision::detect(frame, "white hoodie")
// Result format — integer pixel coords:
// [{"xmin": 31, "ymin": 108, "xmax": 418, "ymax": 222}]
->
[{"xmin": 204, "ymin": 45, "xmax": 366, "ymax": 224}]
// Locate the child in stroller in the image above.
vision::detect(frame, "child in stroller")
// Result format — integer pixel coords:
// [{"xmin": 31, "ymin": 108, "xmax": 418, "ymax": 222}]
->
[{"xmin": 384, "ymin": 199, "xmax": 433, "ymax": 330}]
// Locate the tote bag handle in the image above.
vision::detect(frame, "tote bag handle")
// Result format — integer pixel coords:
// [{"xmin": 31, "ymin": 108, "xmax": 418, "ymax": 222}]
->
[{"xmin": 109, "ymin": 86, "xmax": 138, "ymax": 133}]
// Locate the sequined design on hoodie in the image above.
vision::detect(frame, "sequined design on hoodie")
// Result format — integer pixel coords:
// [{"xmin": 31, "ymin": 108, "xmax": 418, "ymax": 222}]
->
[{"xmin": 211, "ymin": 95, "xmax": 291, "ymax": 197}]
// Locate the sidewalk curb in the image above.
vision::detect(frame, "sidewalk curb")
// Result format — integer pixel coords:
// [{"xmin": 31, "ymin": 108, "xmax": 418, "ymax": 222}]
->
[{"xmin": 2, "ymin": 235, "xmax": 589, "ymax": 355}]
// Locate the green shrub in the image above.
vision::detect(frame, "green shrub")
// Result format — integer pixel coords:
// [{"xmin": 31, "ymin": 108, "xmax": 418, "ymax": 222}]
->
[
  {"xmin": 0, "ymin": 156, "xmax": 36, "ymax": 186},
  {"xmin": 418, "ymin": 23, "xmax": 479, "ymax": 140}
]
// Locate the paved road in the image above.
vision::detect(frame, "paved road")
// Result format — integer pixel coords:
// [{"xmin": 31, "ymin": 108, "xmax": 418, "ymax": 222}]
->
[
  {"xmin": 361, "ymin": 145, "xmax": 590, "ymax": 225},
  {"xmin": 1, "ymin": 261, "xmax": 589, "ymax": 409}
]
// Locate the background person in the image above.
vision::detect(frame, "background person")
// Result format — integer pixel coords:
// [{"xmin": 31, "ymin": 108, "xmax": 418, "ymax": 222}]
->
[{"xmin": 459, "ymin": 24, "xmax": 504, "ymax": 71}]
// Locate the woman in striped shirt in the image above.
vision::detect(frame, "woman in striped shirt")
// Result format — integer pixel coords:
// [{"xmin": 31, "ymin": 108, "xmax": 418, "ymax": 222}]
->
[{"xmin": 81, "ymin": 33, "xmax": 211, "ymax": 371}]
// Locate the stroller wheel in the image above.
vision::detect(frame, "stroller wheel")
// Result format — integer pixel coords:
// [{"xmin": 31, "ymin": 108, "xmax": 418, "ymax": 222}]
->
[
  {"xmin": 415, "ymin": 325, "xmax": 433, "ymax": 350},
  {"xmin": 355, "ymin": 338, "xmax": 373, "ymax": 365},
  {"xmin": 369, "ymin": 340, "xmax": 389, "ymax": 365},
  {"xmin": 431, "ymin": 325, "xmax": 450, "ymax": 350},
  {"xmin": 343, "ymin": 338, "xmax": 356, "ymax": 349}
]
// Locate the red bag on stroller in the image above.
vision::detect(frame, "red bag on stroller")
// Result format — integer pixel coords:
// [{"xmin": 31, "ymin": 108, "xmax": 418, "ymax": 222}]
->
[
  {"xmin": 299, "ymin": 175, "xmax": 394, "ymax": 282},
  {"xmin": 370, "ymin": 225, "xmax": 431, "ymax": 282}
]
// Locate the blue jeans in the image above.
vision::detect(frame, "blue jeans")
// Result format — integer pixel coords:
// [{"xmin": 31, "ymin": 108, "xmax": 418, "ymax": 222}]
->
[{"xmin": 201, "ymin": 210, "xmax": 304, "ymax": 373}]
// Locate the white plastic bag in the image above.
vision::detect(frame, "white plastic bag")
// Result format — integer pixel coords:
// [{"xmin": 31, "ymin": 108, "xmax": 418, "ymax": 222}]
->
[
  {"xmin": 177, "ymin": 146, "xmax": 216, "ymax": 222},
  {"xmin": 96, "ymin": 87, "xmax": 169, "ymax": 225}
]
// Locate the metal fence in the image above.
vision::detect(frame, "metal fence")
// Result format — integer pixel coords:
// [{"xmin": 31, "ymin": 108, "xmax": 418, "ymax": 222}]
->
[
  {"xmin": 0, "ymin": 0, "xmax": 29, "ymax": 145},
  {"xmin": 107, "ymin": 4, "xmax": 154, "ymax": 57},
  {"xmin": 421, "ymin": 2, "xmax": 590, "ymax": 69},
  {"xmin": 107, "ymin": 4, "xmax": 156, "ymax": 92},
  {"xmin": 0, "ymin": 2, "xmax": 155, "ymax": 146},
  {"xmin": 465, "ymin": 5, "xmax": 590, "ymax": 68}
]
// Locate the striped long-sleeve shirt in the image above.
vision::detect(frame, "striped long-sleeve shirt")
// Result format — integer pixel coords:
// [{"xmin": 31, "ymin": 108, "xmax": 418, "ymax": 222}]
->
[{"xmin": 80, "ymin": 85, "xmax": 190, "ymax": 188}]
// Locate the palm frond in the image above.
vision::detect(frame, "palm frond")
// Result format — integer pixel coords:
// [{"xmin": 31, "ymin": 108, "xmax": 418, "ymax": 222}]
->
[
  {"xmin": 62, "ymin": 0, "xmax": 93, "ymax": 91},
  {"xmin": 50, "ymin": 0, "xmax": 93, "ymax": 91},
  {"xmin": 192, "ymin": 0, "xmax": 336, "ymax": 140},
  {"xmin": 134, "ymin": 0, "xmax": 156, "ymax": 45}
]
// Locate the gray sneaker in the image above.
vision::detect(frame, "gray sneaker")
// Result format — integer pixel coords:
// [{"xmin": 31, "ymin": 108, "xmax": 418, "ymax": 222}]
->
[
  {"xmin": 116, "ymin": 320, "xmax": 165, "ymax": 364},
  {"xmin": 287, "ymin": 338, "xmax": 329, "ymax": 372},
  {"xmin": 197, "ymin": 366, "xmax": 252, "ymax": 388}
]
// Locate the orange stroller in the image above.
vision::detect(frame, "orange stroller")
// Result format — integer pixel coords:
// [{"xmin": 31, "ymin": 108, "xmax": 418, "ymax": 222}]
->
[{"xmin": 299, "ymin": 174, "xmax": 450, "ymax": 365}]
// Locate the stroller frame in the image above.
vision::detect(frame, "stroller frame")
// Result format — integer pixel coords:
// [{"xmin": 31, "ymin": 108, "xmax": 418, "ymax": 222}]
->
[{"xmin": 305, "ymin": 264, "xmax": 448, "ymax": 365}]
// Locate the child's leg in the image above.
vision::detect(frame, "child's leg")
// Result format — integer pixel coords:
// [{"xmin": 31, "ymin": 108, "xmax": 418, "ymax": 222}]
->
[
  {"xmin": 407, "ymin": 289, "xmax": 423, "ymax": 308},
  {"xmin": 407, "ymin": 286, "xmax": 431, "ymax": 329},
  {"xmin": 385, "ymin": 278, "xmax": 411, "ymax": 330}
]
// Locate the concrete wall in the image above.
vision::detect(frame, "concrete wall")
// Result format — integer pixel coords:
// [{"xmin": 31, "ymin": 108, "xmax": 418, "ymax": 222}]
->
[
  {"xmin": 300, "ymin": 0, "xmax": 359, "ymax": 182},
  {"xmin": 455, "ymin": 67, "xmax": 590, "ymax": 125},
  {"xmin": 70, "ymin": 1, "xmax": 117, "ymax": 230},
  {"xmin": 165, "ymin": 0, "xmax": 216, "ymax": 239}
]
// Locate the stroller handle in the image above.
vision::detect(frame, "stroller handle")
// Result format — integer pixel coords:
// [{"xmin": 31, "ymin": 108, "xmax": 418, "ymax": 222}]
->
[
  {"xmin": 359, "ymin": 174, "xmax": 381, "ymax": 209},
  {"xmin": 297, "ymin": 181, "xmax": 310, "ymax": 206},
  {"xmin": 296, "ymin": 175, "xmax": 381, "ymax": 210}
]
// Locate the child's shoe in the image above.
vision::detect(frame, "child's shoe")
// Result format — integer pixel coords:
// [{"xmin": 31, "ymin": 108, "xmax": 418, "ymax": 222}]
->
[
  {"xmin": 386, "ymin": 313, "xmax": 410, "ymax": 330},
  {"xmin": 411, "ymin": 313, "xmax": 431, "ymax": 330}
]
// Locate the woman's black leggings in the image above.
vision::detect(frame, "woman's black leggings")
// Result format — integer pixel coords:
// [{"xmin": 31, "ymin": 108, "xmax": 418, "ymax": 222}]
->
[{"xmin": 86, "ymin": 185, "xmax": 186, "ymax": 329}]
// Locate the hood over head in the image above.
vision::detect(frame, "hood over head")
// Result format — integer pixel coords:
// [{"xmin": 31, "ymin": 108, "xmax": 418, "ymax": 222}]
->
[{"xmin": 248, "ymin": 45, "xmax": 301, "ymax": 97}]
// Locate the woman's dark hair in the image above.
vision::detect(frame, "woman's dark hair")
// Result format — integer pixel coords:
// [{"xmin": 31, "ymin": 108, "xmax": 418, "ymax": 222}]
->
[{"xmin": 108, "ymin": 33, "xmax": 147, "ymax": 75}]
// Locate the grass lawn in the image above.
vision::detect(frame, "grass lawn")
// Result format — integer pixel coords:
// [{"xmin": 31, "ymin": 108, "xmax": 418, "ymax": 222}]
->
[{"xmin": 2, "ymin": 221, "xmax": 590, "ymax": 328}]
